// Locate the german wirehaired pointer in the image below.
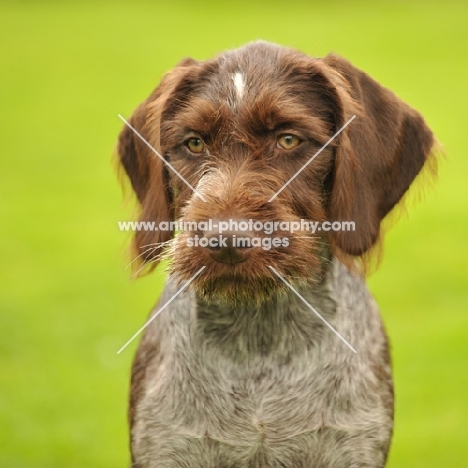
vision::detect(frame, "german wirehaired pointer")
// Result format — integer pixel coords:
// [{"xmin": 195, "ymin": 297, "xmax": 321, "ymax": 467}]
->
[{"xmin": 117, "ymin": 41, "xmax": 436, "ymax": 467}]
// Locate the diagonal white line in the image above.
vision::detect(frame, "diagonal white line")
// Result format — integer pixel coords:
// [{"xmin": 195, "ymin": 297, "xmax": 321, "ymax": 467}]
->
[
  {"xmin": 117, "ymin": 266, "xmax": 206, "ymax": 354},
  {"xmin": 268, "ymin": 115, "xmax": 356, "ymax": 202},
  {"xmin": 118, "ymin": 114, "xmax": 207, "ymax": 202},
  {"xmin": 268, "ymin": 266, "xmax": 357, "ymax": 353}
]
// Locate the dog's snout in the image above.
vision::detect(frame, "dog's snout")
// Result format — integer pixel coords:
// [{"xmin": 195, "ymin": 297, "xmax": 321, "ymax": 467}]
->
[{"xmin": 202, "ymin": 225, "xmax": 254, "ymax": 265}]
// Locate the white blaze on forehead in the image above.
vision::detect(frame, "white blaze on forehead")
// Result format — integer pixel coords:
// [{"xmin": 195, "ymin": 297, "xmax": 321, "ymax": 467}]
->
[{"xmin": 232, "ymin": 72, "xmax": 245, "ymax": 100}]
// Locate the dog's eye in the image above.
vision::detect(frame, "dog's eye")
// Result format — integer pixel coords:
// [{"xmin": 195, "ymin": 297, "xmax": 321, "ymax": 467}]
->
[
  {"xmin": 277, "ymin": 134, "xmax": 301, "ymax": 150},
  {"xmin": 186, "ymin": 137, "xmax": 205, "ymax": 154}
]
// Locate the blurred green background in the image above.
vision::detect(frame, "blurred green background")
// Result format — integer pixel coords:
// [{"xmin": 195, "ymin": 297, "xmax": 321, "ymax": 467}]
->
[{"xmin": 1, "ymin": 1, "xmax": 467, "ymax": 466}]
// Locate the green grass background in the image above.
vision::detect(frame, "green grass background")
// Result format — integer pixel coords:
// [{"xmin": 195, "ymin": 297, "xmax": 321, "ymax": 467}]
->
[{"xmin": 1, "ymin": 1, "xmax": 467, "ymax": 466}]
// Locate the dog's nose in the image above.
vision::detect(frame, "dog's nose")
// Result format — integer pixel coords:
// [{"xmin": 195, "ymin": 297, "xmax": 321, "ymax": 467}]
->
[{"xmin": 202, "ymin": 228, "xmax": 254, "ymax": 265}]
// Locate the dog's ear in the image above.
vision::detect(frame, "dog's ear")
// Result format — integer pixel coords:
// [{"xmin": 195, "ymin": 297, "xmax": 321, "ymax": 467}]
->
[
  {"xmin": 322, "ymin": 54, "xmax": 435, "ymax": 256},
  {"xmin": 117, "ymin": 58, "xmax": 198, "ymax": 271}
]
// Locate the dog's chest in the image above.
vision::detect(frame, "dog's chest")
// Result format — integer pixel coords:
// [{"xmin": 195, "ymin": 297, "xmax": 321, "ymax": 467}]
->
[
  {"xmin": 136, "ymin": 334, "xmax": 384, "ymax": 468},
  {"xmin": 137, "ymin": 346, "xmax": 357, "ymax": 467},
  {"xmin": 132, "ymin": 276, "xmax": 391, "ymax": 467}
]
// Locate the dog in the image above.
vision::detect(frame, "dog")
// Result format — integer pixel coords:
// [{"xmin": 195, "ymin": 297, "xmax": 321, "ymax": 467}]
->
[{"xmin": 117, "ymin": 41, "xmax": 436, "ymax": 467}]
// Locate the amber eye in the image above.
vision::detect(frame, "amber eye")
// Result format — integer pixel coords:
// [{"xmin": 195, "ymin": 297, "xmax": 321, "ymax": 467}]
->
[
  {"xmin": 277, "ymin": 134, "xmax": 301, "ymax": 150},
  {"xmin": 186, "ymin": 137, "xmax": 205, "ymax": 154}
]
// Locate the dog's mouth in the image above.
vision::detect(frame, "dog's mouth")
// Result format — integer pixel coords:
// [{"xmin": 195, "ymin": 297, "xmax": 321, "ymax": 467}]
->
[{"xmin": 168, "ymin": 222, "xmax": 323, "ymax": 305}]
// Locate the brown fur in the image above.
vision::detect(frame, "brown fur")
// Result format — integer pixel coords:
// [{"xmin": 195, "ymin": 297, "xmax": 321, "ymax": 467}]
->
[{"xmin": 117, "ymin": 41, "xmax": 436, "ymax": 467}]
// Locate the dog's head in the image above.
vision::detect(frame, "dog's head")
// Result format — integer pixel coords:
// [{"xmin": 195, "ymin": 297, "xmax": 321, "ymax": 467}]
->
[{"xmin": 118, "ymin": 41, "xmax": 436, "ymax": 303}]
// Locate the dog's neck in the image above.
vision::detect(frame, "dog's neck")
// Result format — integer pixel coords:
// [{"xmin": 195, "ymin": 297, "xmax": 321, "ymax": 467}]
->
[{"xmin": 192, "ymin": 261, "xmax": 339, "ymax": 362}]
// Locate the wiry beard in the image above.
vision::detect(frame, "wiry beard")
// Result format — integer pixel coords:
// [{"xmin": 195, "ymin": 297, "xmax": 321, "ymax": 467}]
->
[
  {"xmin": 169, "ymin": 265, "xmax": 319, "ymax": 308},
  {"xmin": 197, "ymin": 275, "xmax": 286, "ymax": 307}
]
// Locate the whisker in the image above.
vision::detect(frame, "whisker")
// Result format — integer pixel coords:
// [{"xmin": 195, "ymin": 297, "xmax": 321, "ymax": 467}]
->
[{"xmin": 126, "ymin": 246, "xmax": 157, "ymax": 269}]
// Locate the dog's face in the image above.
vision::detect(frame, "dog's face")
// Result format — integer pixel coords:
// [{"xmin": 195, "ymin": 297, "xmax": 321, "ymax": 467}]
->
[{"xmin": 118, "ymin": 41, "xmax": 435, "ymax": 303}]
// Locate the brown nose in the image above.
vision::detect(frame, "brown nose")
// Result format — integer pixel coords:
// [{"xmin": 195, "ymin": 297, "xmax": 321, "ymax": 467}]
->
[{"xmin": 202, "ymin": 227, "xmax": 254, "ymax": 265}]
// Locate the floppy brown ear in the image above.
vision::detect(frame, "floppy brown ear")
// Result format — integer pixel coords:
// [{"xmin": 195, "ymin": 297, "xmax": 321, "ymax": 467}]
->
[
  {"xmin": 323, "ymin": 54, "xmax": 435, "ymax": 256},
  {"xmin": 117, "ymin": 58, "xmax": 198, "ymax": 270}
]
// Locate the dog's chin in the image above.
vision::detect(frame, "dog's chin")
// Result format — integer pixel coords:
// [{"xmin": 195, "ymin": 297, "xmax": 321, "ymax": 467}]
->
[
  {"xmin": 170, "ymin": 264, "xmax": 319, "ymax": 307},
  {"xmin": 195, "ymin": 275, "xmax": 286, "ymax": 307}
]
